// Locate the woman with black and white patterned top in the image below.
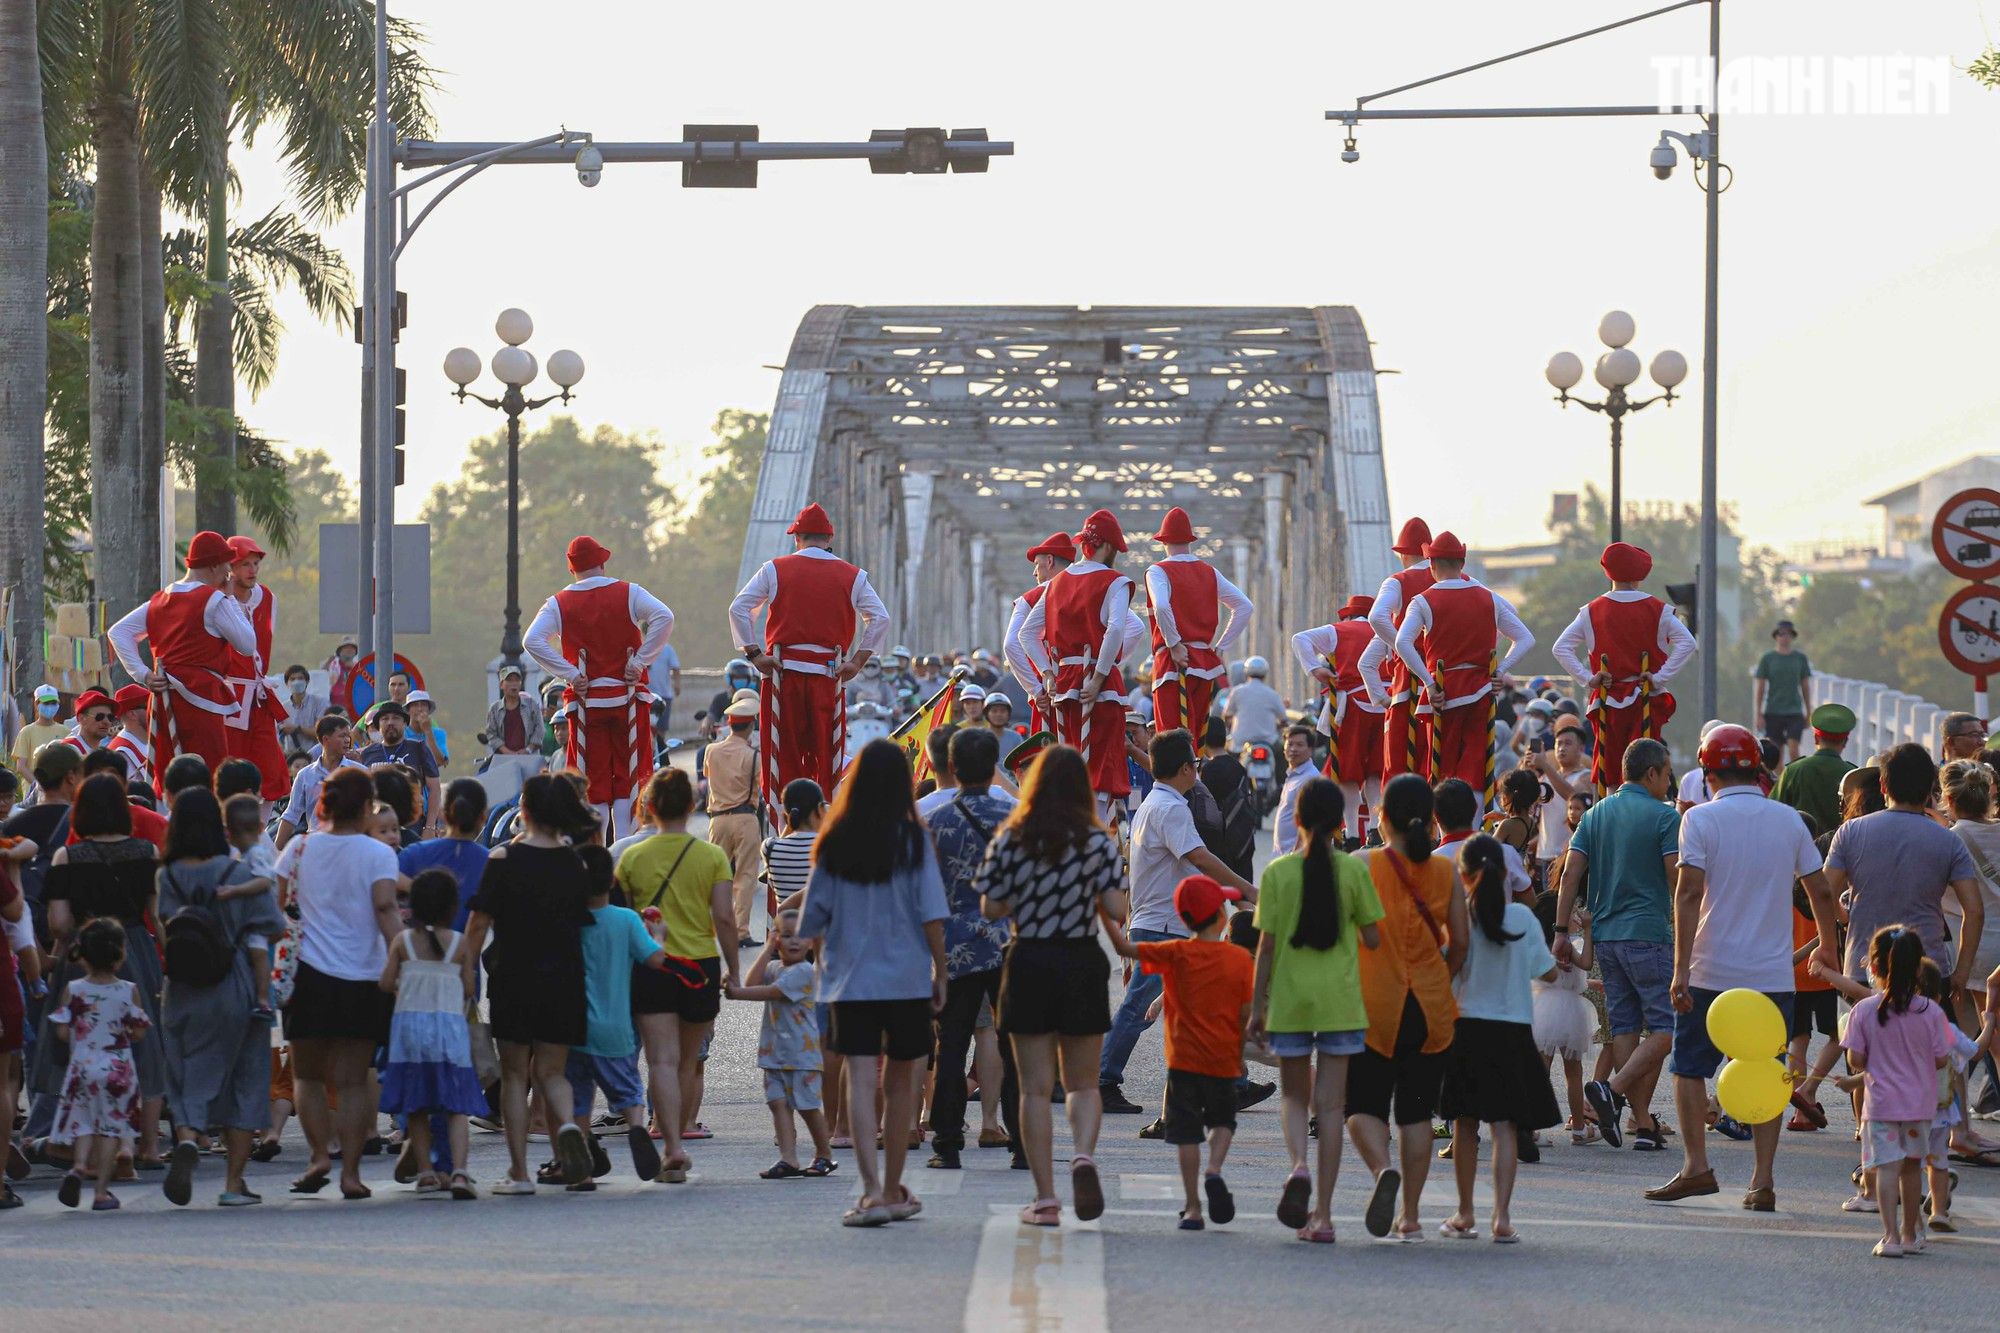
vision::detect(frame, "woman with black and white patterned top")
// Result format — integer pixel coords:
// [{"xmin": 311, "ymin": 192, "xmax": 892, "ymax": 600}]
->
[{"xmin": 977, "ymin": 744, "xmax": 1128, "ymax": 1229}]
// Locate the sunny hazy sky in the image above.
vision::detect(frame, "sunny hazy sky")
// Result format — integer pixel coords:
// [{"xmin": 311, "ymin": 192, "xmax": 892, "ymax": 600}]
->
[{"xmin": 231, "ymin": 0, "xmax": 2000, "ymax": 560}]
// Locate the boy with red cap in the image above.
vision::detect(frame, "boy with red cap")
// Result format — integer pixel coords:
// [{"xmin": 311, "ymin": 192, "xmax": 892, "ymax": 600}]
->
[
  {"xmin": 1550, "ymin": 541, "xmax": 1695, "ymax": 790},
  {"xmin": 106, "ymin": 685, "xmax": 156, "ymax": 790},
  {"xmin": 1291, "ymin": 594, "xmax": 1388, "ymax": 836},
  {"xmin": 729, "ymin": 503, "xmax": 890, "ymax": 812},
  {"xmin": 59, "ymin": 690, "xmax": 118, "ymax": 756},
  {"xmin": 1018, "ymin": 509, "xmax": 1148, "ymax": 808},
  {"xmin": 525, "ymin": 534, "xmax": 677, "ymax": 839},
  {"xmin": 1003, "ymin": 531, "xmax": 1076, "ymax": 735},
  {"xmin": 1144, "ymin": 506, "xmax": 1253, "ymax": 741},
  {"xmin": 1108, "ymin": 873, "xmax": 1255, "ymax": 1232},
  {"xmin": 1391, "ymin": 532, "xmax": 1535, "ymax": 801},
  {"xmin": 221, "ymin": 535, "xmax": 291, "ymax": 802},
  {"xmin": 108, "ymin": 529, "xmax": 259, "ymax": 790},
  {"xmin": 1365, "ymin": 517, "xmax": 1438, "ymax": 785}
]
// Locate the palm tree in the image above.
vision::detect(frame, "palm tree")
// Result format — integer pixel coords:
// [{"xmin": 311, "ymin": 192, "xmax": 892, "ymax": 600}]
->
[{"xmin": 0, "ymin": 0, "xmax": 49, "ymax": 700}]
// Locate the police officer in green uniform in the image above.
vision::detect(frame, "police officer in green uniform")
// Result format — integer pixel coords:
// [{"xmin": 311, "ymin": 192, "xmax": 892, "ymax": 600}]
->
[{"xmin": 1771, "ymin": 702, "xmax": 1856, "ymax": 837}]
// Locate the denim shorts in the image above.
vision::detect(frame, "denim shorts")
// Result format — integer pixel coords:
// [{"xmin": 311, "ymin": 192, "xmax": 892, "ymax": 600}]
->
[
  {"xmin": 1596, "ymin": 938, "xmax": 1676, "ymax": 1038},
  {"xmin": 1670, "ymin": 986, "xmax": 1794, "ymax": 1081},
  {"xmin": 1268, "ymin": 1029, "xmax": 1367, "ymax": 1059},
  {"xmin": 564, "ymin": 1050, "xmax": 645, "ymax": 1115}
]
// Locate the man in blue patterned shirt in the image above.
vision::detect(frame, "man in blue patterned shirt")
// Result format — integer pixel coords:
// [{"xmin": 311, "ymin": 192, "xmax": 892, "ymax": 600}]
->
[{"xmin": 923, "ymin": 726, "xmax": 1020, "ymax": 1169}]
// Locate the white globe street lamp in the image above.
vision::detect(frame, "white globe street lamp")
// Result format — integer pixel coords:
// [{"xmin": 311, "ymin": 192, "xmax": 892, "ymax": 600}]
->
[{"xmin": 1547, "ymin": 311, "xmax": 1684, "ymax": 542}]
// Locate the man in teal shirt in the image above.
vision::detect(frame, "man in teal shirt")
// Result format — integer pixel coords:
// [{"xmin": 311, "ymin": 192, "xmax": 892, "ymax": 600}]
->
[
  {"xmin": 1557, "ymin": 737, "xmax": 1681, "ymax": 1149},
  {"xmin": 1754, "ymin": 620, "xmax": 1813, "ymax": 762}
]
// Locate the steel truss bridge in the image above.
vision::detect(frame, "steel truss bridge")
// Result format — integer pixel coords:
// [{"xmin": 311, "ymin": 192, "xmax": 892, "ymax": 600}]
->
[{"xmin": 737, "ymin": 305, "xmax": 1398, "ymax": 691}]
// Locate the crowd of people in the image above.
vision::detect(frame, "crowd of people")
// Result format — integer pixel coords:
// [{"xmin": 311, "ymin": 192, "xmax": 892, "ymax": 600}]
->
[{"xmin": 2, "ymin": 510, "xmax": 1996, "ymax": 1263}]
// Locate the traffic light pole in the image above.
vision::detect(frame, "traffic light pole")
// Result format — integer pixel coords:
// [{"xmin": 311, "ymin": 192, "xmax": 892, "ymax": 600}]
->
[{"xmin": 358, "ymin": 9, "xmax": 1011, "ymax": 684}]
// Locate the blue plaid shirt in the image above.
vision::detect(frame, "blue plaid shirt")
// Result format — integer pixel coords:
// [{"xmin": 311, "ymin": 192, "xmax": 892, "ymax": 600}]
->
[{"xmin": 927, "ymin": 789, "xmax": 1013, "ymax": 978}]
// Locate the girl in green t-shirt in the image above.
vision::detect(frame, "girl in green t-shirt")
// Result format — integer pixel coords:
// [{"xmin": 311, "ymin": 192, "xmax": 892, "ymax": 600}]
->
[{"xmin": 1249, "ymin": 777, "xmax": 1384, "ymax": 1242}]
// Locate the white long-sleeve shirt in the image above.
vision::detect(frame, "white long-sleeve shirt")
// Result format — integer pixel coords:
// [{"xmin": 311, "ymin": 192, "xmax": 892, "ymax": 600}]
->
[
  {"xmin": 1364, "ymin": 560, "xmax": 1429, "ymax": 657},
  {"xmin": 1291, "ymin": 624, "xmax": 1389, "ymax": 714},
  {"xmin": 108, "ymin": 582, "xmax": 258, "ymax": 680},
  {"xmin": 1003, "ymin": 591, "xmax": 1042, "ymax": 696},
  {"xmin": 523, "ymin": 576, "xmax": 675, "ymax": 686},
  {"xmin": 1549, "ymin": 592, "xmax": 1697, "ymax": 705},
  {"xmin": 727, "ymin": 547, "xmax": 890, "ymax": 659},
  {"xmin": 1393, "ymin": 578, "xmax": 1534, "ymax": 708},
  {"xmin": 1144, "ymin": 556, "xmax": 1253, "ymax": 654},
  {"xmin": 1018, "ymin": 562, "xmax": 1144, "ymax": 681}
]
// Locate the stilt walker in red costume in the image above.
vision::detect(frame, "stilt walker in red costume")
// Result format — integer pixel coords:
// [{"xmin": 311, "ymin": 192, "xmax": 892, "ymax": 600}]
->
[
  {"xmin": 1144, "ymin": 506, "xmax": 1252, "ymax": 740},
  {"xmin": 106, "ymin": 684, "xmax": 156, "ymax": 791},
  {"xmin": 1392, "ymin": 532, "xmax": 1534, "ymax": 804},
  {"xmin": 1367, "ymin": 517, "xmax": 1438, "ymax": 785},
  {"xmin": 1551, "ymin": 541, "xmax": 1694, "ymax": 791},
  {"xmin": 1292, "ymin": 594, "xmax": 1387, "ymax": 838},
  {"xmin": 729, "ymin": 503, "xmax": 890, "ymax": 816},
  {"xmin": 525, "ymin": 535, "xmax": 677, "ymax": 840},
  {"xmin": 1004, "ymin": 531, "xmax": 1076, "ymax": 736},
  {"xmin": 1019, "ymin": 509, "xmax": 1147, "ymax": 814},
  {"xmin": 107, "ymin": 530, "xmax": 259, "ymax": 793},
  {"xmin": 221, "ymin": 536, "xmax": 291, "ymax": 802}
]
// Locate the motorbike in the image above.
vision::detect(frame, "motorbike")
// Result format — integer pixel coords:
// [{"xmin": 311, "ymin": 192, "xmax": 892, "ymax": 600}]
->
[{"xmin": 1239, "ymin": 739, "xmax": 1281, "ymax": 818}]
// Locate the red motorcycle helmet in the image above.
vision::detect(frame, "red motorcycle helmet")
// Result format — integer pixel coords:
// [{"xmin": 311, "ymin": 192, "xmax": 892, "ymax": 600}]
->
[{"xmin": 1697, "ymin": 723, "xmax": 1762, "ymax": 774}]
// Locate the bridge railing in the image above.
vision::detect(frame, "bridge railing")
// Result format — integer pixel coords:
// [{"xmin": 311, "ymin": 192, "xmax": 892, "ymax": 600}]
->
[{"xmin": 1813, "ymin": 674, "xmax": 1957, "ymax": 761}]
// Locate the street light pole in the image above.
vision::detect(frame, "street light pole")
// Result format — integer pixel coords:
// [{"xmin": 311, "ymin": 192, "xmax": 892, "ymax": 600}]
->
[{"xmin": 1328, "ymin": 0, "xmax": 1726, "ymax": 719}]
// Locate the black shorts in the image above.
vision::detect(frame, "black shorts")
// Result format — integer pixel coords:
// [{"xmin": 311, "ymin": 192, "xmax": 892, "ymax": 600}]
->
[
  {"xmin": 1763, "ymin": 712, "xmax": 1805, "ymax": 745},
  {"xmin": 1344, "ymin": 993, "xmax": 1447, "ymax": 1127},
  {"xmin": 998, "ymin": 937, "xmax": 1111, "ymax": 1037},
  {"xmin": 632, "ymin": 956, "xmax": 722, "ymax": 1024},
  {"xmin": 1790, "ymin": 989, "xmax": 1839, "ymax": 1040},
  {"xmin": 830, "ymin": 998, "xmax": 933, "ymax": 1060},
  {"xmin": 1163, "ymin": 1069, "xmax": 1238, "ymax": 1145},
  {"xmin": 283, "ymin": 961, "xmax": 391, "ymax": 1045}
]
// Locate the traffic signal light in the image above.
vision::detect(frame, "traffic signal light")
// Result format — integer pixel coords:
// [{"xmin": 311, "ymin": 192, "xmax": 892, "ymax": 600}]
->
[
  {"xmin": 392, "ymin": 363, "xmax": 407, "ymax": 487},
  {"xmin": 683, "ymin": 125, "xmax": 759, "ymax": 188}
]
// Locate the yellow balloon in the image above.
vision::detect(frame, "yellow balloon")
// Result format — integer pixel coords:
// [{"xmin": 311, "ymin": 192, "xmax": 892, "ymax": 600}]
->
[
  {"xmin": 1716, "ymin": 1058, "xmax": 1792, "ymax": 1125},
  {"xmin": 1706, "ymin": 988, "xmax": 1787, "ymax": 1061}
]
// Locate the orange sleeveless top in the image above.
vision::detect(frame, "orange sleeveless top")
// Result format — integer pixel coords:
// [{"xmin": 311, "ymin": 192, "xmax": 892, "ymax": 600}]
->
[{"xmin": 1359, "ymin": 847, "xmax": 1458, "ymax": 1057}]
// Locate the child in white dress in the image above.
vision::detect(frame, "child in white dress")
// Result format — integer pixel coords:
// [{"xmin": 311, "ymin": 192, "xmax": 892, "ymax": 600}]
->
[
  {"xmin": 1533, "ymin": 908, "xmax": 1599, "ymax": 1144},
  {"xmin": 50, "ymin": 919, "xmax": 151, "ymax": 1210}
]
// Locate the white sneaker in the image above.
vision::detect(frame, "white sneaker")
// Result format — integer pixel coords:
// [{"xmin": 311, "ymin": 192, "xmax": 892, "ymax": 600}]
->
[
  {"xmin": 1906, "ymin": 1231, "xmax": 1926, "ymax": 1254},
  {"xmin": 1872, "ymin": 1239, "xmax": 1902, "ymax": 1258},
  {"xmin": 491, "ymin": 1177, "xmax": 536, "ymax": 1196},
  {"xmin": 1841, "ymin": 1194, "xmax": 1879, "ymax": 1213}
]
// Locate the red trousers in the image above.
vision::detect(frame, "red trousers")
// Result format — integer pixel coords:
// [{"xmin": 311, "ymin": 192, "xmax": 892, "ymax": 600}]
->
[
  {"xmin": 1589, "ymin": 694, "xmax": 1676, "ymax": 792},
  {"xmin": 225, "ymin": 705, "xmax": 291, "ymax": 800},
  {"xmin": 1053, "ymin": 696, "xmax": 1131, "ymax": 798},
  {"xmin": 575, "ymin": 701, "xmax": 654, "ymax": 807},
  {"xmin": 148, "ymin": 694, "xmax": 228, "ymax": 796},
  {"xmin": 761, "ymin": 669, "xmax": 844, "ymax": 809},
  {"xmin": 1331, "ymin": 702, "xmax": 1385, "ymax": 786},
  {"xmin": 1151, "ymin": 675, "xmax": 1216, "ymax": 740},
  {"xmin": 1381, "ymin": 698, "xmax": 1432, "ymax": 786},
  {"xmin": 1430, "ymin": 702, "xmax": 1493, "ymax": 795}
]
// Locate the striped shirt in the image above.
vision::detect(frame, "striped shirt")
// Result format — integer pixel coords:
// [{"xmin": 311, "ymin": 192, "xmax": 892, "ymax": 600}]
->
[{"xmin": 764, "ymin": 831, "xmax": 817, "ymax": 905}]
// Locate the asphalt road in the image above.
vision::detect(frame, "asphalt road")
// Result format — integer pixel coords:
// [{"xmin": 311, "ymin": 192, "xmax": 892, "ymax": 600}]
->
[{"xmin": 9, "ymin": 821, "xmax": 2000, "ymax": 1331}]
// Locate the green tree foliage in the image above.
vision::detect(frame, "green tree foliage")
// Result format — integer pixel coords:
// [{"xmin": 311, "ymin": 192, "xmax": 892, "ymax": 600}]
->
[
  {"xmin": 1791, "ymin": 566, "xmax": 1969, "ymax": 711},
  {"xmin": 660, "ymin": 409, "xmax": 766, "ymax": 667},
  {"xmin": 1508, "ymin": 486, "xmax": 1782, "ymax": 750}
]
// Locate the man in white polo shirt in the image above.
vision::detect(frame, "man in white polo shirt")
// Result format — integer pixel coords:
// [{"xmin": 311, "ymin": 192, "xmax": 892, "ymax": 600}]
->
[
  {"xmin": 1098, "ymin": 727, "xmax": 1259, "ymax": 1119},
  {"xmin": 1644, "ymin": 723, "xmax": 1841, "ymax": 1211}
]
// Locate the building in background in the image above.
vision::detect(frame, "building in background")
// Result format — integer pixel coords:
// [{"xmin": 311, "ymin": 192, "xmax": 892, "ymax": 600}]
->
[{"xmin": 1782, "ymin": 453, "xmax": 2000, "ymax": 596}]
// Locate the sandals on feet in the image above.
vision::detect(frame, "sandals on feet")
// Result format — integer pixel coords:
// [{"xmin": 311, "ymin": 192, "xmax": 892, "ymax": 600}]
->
[
  {"xmin": 289, "ymin": 1169, "xmax": 331, "ymax": 1195},
  {"xmin": 1277, "ymin": 1170, "xmax": 1312, "ymax": 1229},
  {"xmin": 1439, "ymin": 1217, "xmax": 1479, "ymax": 1240},
  {"xmin": 803, "ymin": 1156, "xmax": 839, "ymax": 1177},
  {"xmin": 842, "ymin": 1197, "xmax": 893, "ymax": 1227},
  {"xmin": 761, "ymin": 1160, "xmax": 805, "ymax": 1179},
  {"xmin": 450, "ymin": 1172, "xmax": 479, "ymax": 1201},
  {"xmin": 886, "ymin": 1186, "xmax": 923, "ymax": 1221},
  {"xmin": 657, "ymin": 1152, "xmax": 690, "ymax": 1184},
  {"xmin": 1071, "ymin": 1155, "xmax": 1103, "ymax": 1221},
  {"xmin": 1020, "ymin": 1197, "xmax": 1062, "ymax": 1226}
]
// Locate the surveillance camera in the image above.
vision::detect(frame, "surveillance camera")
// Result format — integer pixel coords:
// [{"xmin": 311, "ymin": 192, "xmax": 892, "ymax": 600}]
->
[
  {"xmin": 575, "ymin": 144, "xmax": 604, "ymax": 188},
  {"xmin": 1650, "ymin": 140, "xmax": 1676, "ymax": 181}
]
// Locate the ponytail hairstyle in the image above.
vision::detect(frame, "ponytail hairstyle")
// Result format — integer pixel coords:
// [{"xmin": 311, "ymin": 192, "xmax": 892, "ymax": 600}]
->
[
  {"xmin": 1915, "ymin": 956, "xmax": 1945, "ymax": 1004},
  {"xmin": 407, "ymin": 869, "xmax": 459, "ymax": 960},
  {"xmin": 519, "ymin": 772, "xmax": 600, "ymax": 845},
  {"xmin": 1379, "ymin": 773, "xmax": 1436, "ymax": 862},
  {"xmin": 1289, "ymin": 778, "xmax": 1347, "ymax": 951},
  {"xmin": 443, "ymin": 778, "xmax": 489, "ymax": 837},
  {"xmin": 1455, "ymin": 834, "xmax": 1522, "ymax": 946},
  {"xmin": 1868, "ymin": 925, "xmax": 1923, "ymax": 1023}
]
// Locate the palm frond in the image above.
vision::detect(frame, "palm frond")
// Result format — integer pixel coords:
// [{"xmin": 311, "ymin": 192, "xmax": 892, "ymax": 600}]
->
[
  {"xmin": 133, "ymin": 0, "xmax": 229, "ymax": 170},
  {"xmin": 228, "ymin": 206, "xmax": 354, "ymax": 323}
]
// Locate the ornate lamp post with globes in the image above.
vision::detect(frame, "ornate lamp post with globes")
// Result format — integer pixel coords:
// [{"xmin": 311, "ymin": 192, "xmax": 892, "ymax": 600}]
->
[
  {"xmin": 1544, "ymin": 310, "xmax": 1686, "ymax": 543},
  {"xmin": 444, "ymin": 308, "xmax": 585, "ymax": 669}
]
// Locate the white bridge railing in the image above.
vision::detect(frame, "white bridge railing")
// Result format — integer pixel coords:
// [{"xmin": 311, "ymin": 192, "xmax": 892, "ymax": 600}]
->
[{"xmin": 1814, "ymin": 674, "xmax": 1958, "ymax": 761}]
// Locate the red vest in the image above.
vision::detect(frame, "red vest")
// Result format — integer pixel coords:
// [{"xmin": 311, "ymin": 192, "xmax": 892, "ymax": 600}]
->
[
  {"xmin": 1149, "ymin": 560, "xmax": 1220, "ymax": 651},
  {"xmin": 555, "ymin": 580, "xmax": 647, "ymax": 706},
  {"xmin": 1385, "ymin": 565, "xmax": 1436, "ymax": 699},
  {"xmin": 146, "ymin": 587, "xmax": 233, "ymax": 705},
  {"xmin": 108, "ymin": 732, "xmax": 153, "ymax": 787},
  {"xmin": 1329, "ymin": 619, "xmax": 1379, "ymax": 695},
  {"xmin": 1022, "ymin": 582, "xmax": 1048, "ymax": 611},
  {"xmin": 763, "ymin": 554, "xmax": 860, "ymax": 655},
  {"xmin": 222, "ymin": 586, "xmax": 283, "ymax": 719},
  {"xmin": 1420, "ymin": 582, "xmax": 1498, "ymax": 705},
  {"xmin": 1586, "ymin": 594, "xmax": 1668, "ymax": 706},
  {"xmin": 1044, "ymin": 566, "xmax": 1130, "ymax": 697}
]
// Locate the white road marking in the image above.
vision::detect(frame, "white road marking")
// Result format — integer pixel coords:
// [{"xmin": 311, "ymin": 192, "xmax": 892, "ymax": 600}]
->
[
  {"xmin": 963, "ymin": 1204, "xmax": 1108, "ymax": 1333},
  {"xmin": 1117, "ymin": 1173, "xmax": 1180, "ymax": 1200},
  {"xmin": 1950, "ymin": 1196, "xmax": 2000, "ymax": 1225}
]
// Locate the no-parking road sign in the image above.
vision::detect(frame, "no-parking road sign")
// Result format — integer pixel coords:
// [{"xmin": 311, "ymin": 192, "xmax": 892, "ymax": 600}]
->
[
  {"xmin": 1932, "ymin": 487, "xmax": 2000, "ymax": 580},
  {"xmin": 1939, "ymin": 585, "xmax": 2000, "ymax": 677}
]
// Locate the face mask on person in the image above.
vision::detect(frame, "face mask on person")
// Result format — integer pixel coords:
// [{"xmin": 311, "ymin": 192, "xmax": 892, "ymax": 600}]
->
[
  {"xmin": 37, "ymin": 702, "xmax": 59, "ymax": 718},
  {"xmin": 288, "ymin": 678, "xmax": 307, "ymax": 697}
]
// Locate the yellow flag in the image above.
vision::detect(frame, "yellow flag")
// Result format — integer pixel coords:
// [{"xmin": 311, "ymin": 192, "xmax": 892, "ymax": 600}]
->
[{"xmin": 890, "ymin": 673, "xmax": 960, "ymax": 783}]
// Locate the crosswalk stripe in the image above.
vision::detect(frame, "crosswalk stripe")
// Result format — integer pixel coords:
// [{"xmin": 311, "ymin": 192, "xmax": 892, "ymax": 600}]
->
[{"xmin": 963, "ymin": 1205, "xmax": 1108, "ymax": 1333}]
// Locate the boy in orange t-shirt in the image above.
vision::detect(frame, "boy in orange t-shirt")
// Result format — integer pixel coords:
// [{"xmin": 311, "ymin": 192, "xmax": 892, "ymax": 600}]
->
[{"xmin": 1111, "ymin": 874, "xmax": 1255, "ymax": 1231}]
